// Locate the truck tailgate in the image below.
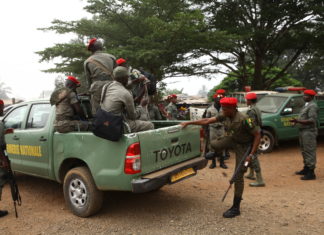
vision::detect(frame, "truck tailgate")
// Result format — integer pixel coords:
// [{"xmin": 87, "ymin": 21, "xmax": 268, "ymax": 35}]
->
[{"xmin": 137, "ymin": 125, "xmax": 201, "ymax": 174}]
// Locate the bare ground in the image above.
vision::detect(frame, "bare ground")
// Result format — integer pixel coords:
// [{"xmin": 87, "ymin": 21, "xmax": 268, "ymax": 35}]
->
[{"xmin": 1, "ymin": 139, "xmax": 324, "ymax": 235}]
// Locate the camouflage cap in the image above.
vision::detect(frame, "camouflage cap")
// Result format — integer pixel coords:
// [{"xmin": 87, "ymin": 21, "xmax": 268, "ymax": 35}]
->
[{"xmin": 113, "ymin": 66, "xmax": 129, "ymax": 79}]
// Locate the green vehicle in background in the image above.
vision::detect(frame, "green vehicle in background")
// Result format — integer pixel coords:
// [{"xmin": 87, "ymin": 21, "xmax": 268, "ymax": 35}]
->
[
  {"xmin": 1, "ymin": 100, "xmax": 207, "ymax": 217},
  {"xmin": 257, "ymin": 93, "xmax": 324, "ymax": 153}
]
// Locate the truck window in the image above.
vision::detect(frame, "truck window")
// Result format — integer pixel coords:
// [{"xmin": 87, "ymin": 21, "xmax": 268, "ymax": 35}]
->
[
  {"xmin": 26, "ymin": 104, "xmax": 51, "ymax": 129},
  {"xmin": 3, "ymin": 105, "xmax": 28, "ymax": 129},
  {"xmin": 283, "ymin": 97, "xmax": 305, "ymax": 114},
  {"xmin": 256, "ymin": 96, "xmax": 287, "ymax": 113}
]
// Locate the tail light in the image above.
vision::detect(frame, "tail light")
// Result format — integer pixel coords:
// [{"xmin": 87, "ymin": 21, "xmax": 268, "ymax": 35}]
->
[{"xmin": 124, "ymin": 142, "xmax": 141, "ymax": 174}]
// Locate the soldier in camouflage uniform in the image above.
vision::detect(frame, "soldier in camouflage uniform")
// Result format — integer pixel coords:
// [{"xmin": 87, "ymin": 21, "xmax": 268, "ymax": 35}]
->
[
  {"xmin": 166, "ymin": 94, "xmax": 178, "ymax": 120},
  {"xmin": 181, "ymin": 97, "xmax": 261, "ymax": 218},
  {"xmin": 101, "ymin": 66, "xmax": 154, "ymax": 133},
  {"xmin": 245, "ymin": 92, "xmax": 265, "ymax": 187},
  {"xmin": 205, "ymin": 90, "xmax": 227, "ymax": 169},
  {"xmin": 290, "ymin": 89, "xmax": 319, "ymax": 180},
  {"xmin": 0, "ymin": 99, "xmax": 8, "ymax": 217},
  {"xmin": 84, "ymin": 38, "xmax": 116, "ymax": 115},
  {"xmin": 53, "ymin": 76, "xmax": 90, "ymax": 133}
]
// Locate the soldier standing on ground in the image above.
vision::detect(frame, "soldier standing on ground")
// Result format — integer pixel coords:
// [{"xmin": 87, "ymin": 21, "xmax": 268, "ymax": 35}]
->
[
  {"xmin": 166, "ymin": 94, "xmax": 178, "ymax": 120},
  {"xmin": 101, "ymin": 66, "xmax": 154, "ymax": 133},
  {"xmin": 205, "ymin": 89, "xmax": 228, "ymax": 169},
  {"xmin": 181, "ymin": 97, "xmax": 261, "ymax": 218},
  {"xmin": 244, "ymin": 92, "xmax": 265, "ymax": 187},
  {"xmin": 290, "ymin": 89, "xmax": 319, "ymax": 180},
  {"xmin": 0, "ymin": 99, "xmax": 8, "ymax": 217},
  {"xmin": 84, "ymin": 38, "xmax": 116, "ymax": 115},
  {"xmin": 52, "ymin": 76, "xmax": 91, "ymax": 133}
]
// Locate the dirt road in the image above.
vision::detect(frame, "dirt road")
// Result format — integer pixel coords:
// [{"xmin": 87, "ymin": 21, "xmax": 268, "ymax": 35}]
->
[{"xmin": 1, "ymin": 139, "xmax": 324, "ymax": 235}]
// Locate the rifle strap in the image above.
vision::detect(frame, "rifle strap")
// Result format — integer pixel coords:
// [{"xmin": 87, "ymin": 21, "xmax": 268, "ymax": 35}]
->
[{"xmin": 88, "ymin": 58, "xmax": 113, "ymax": 77}]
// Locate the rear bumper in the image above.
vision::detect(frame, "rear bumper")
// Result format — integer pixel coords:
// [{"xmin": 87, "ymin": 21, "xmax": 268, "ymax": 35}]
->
[{"xmin": 131, "ymin": 157, "xmax": 207, "ymax": 193}]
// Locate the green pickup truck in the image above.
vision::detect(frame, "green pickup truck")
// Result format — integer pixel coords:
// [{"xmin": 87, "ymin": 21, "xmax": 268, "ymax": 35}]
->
[
  {"xmin": 1, "ymin": 100, "xmax": 207, "ymax": 217},
  {"xmin": 257, "ymin": 93, "xmax": 324, "ymax": 153}
]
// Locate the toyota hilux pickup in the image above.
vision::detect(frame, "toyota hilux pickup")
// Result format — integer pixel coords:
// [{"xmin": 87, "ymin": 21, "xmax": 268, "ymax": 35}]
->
[{"xmin": 1, "ymin": 100, "xmax": 207, "ymax": 217}]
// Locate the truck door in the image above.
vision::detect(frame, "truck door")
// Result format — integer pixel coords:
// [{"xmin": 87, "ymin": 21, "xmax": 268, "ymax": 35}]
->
[
  {"xmin": 18, "ymin": 103, "xmax": 52, "ymax": 177},
  {"xmin": 277, "ymin": 96, "xmax": 305, "ymax": 139},
  {"xmin": 3, "ymin": 105, "xmax": 28, "ymax": 170}
]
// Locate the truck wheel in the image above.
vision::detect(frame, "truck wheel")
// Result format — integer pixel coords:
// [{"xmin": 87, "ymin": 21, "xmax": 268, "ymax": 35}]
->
[
  {"xmin": 63, "ymin": 167, "xmax": 103, "ymax": 217},
  {"xmin": 259, "ymin": 130, "xmax": 275, "ymax": 153}
]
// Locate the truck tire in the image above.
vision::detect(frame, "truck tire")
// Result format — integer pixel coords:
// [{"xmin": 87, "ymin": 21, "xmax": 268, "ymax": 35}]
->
[
  {"xmin": 63, "ymin": 167, "xmax": 103, "ymax": 217},
  {"xmin": 259, "ymin": 130, "xmax": 275, "ymax": 153}
]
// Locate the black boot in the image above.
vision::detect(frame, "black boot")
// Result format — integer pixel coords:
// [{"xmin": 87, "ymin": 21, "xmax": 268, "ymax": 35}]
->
[
  {"xmin": 0, "ymin": 210, "xmax": 8, "ymax": 217},
  {"xmin": 295, "ymin": 166, "xmax": 308, "ymax": 175},
  {"xmin": 223, "ymin": 196, "xmax": 241, "ymax": 218},
  {"xmin": 219, "ymin": 157, "xmax": 228, "ymax": 169},
  {"xmin": 209, "ymin": 159, "xmax": 216, "ymax": 169},
  {"xmin": 300, "ymin": 168, "xmax": 316, "ymax": 180}
]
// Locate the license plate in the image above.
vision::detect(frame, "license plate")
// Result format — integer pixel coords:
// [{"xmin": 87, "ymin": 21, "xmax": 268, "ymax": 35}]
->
[{"xmin": 170, "ymin": 168, "xmax": 196, "ymax": 183}]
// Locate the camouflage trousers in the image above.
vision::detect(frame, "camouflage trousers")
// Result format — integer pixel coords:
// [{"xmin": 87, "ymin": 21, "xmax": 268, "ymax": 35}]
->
[
  {"xmin": 125, "ymin": 119, "xmax": 154, "ymax": 133},
  {"xmin": 211, "ymin": 137, "xmax": 250, "ymax": 198},
  {"xmin": 299, "ymin": 129, "xmax": 317, "ymax": 170},
  {"xmin": 54, "ymin": 120, "xmax": 90, "ymax": 133},
  {"xmin": 249, "ymin": 155, "xmax": 261, "ymax": 173}
]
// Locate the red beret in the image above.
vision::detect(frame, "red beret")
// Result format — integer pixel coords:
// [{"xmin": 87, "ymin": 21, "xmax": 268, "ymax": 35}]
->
[
  {"xmin": 304, "ymin": 89, "xmax": 316, "ymax": 96},
  {"xmin": 170, "ymin": 94, "xmax": 177, "ymax": 98},
  {"xmin": 220, "ymin": 97, "xmax": 237, "ymax": 107},
  {"xmin": 216, "ymin": 89, "xmax": 226, "ymax": 95},
  {"xmin": 212, "ymin": 93, "xmax": 218, "ymax": 99},
  {"xmin": 245, "ymin": 92, "xmax": 257, "ymax": 100},
  {"xmin": 67, "ymin": 76, "xmax": 80, "ymax": 86},
  {"xmin": 0, "ymin": 99, "xmax": 3, "ymax": 105},
  {"xmin": 87, "ymin": 38, "xmax": 97, "ymax": 50},
  {"xmin": 116, "ymin": 58, "xmax": 127, "ymax": 65}
]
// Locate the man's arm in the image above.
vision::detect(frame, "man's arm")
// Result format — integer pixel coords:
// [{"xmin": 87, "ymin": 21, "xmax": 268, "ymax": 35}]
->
[
  {"xmin": 250, "ymin": 130, "xmax": 261, "ymax": 156},
  {"xmin": 180, "ymin": 117, "xmax": 217, "ymax": 128}
]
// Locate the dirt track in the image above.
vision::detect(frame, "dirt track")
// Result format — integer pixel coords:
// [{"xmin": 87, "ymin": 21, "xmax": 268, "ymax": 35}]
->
[{"xmin": 1, "ymin": 139, "xmax": 324, "ymax": 235}]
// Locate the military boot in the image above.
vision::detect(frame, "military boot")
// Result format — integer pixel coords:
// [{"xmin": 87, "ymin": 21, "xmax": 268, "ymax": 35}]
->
[
  {"xmin": 245, "ymin": 168, "xmax": 255, "ymax": 180},
  {"xmin": 223, "ymin": 196, "xmax": 242, "ymax": 218},
  {"xmin": 209, "ymin": 159, "xmax": 216, "ymax": 169},
  {"xmin": 0, "ymin": 210, "xmax": 8, "ymax": 217},
  {"xmin": 249, "ymin": 171, "xmax": 265, "ymax": 187},
  {"xmin": 295, "ymin": 166, "xmax": 308, "ymax": 175},
  {"xmin": 300, "ymin": 169, "xmax": 316, "ymax": 180},
  {"xmin": 219, "ymin": 157, "xmax": 228, "ymax": 169}
]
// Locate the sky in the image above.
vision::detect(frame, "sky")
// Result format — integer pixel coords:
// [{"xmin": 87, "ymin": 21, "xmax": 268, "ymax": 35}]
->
[{"xmin": 0, "ymin": 0, "xmax": 223, "ymax": 101}]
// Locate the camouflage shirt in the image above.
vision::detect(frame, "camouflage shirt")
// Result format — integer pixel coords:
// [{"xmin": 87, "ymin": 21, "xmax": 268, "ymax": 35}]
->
[
  {"xmin": 84, "ymin": 51, "xmax": 116, "ymax": 89},
  {"xmin": 166, "ymin": 103, "xmax": 178, "ymax": 120},
  {"xmin": 54, "ymin": 89, "xmax": 79, "ymax": 122},
  {"xmin": 298, "ymin": 100, "xmax": 319, "ymax": 130},
  {"xmin": 216, "ymin": 111, "xmax": 260, "ymax": 144}
]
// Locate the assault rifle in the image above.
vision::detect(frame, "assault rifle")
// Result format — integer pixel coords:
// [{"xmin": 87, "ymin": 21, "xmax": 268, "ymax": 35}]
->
[
  {"xmin": 221, "ymin": 145, "xmax": 252, "ymax": 202},
  {"xmin": 0, "ymin": 128, "xmax": 22, "ymax": 218}
]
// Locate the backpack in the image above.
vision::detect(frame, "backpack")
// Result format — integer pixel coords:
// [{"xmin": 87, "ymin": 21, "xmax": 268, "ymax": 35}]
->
[
  {"xmin": 50, "ymin": 88, "xmax": 71, "ymax": 106},
  {"xmin": 92, "ymin": 83, "xmax": 123, "ymax": 141}
]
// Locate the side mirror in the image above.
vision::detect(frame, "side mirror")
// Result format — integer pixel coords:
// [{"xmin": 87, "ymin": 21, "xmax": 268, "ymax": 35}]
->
[{"xmin": 282, "ymin": 107, "xmax": 293, "ymax": 115}]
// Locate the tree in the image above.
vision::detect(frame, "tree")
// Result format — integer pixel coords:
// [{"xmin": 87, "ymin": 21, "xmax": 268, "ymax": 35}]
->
[
  {"xmin": 207, "ymin": 67, "xmax": 302, "ymax": 101},
  {"xmin": 190, "ymin": 0, "xmax": 324, "ymax": 90},
  {"xmin": 0, "ymin": 81, "xmax": 12, "ymax": 99},
  {"xmin": 36, "ymin": 0, "xmax": 206, "ymax": 86}
]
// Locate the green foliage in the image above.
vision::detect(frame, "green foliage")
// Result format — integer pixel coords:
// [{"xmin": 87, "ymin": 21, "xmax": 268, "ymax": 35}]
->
[
  {"xmin": 207, "ymin": 67, "xmax": 302, "ymax": 101},
  {"xmin": 37, "ymin": 0, "xmax": 324, "ymax": 92},
  {"xmin": 37, "ymin": 0, "xmax": 206, "ymax": 83}
]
